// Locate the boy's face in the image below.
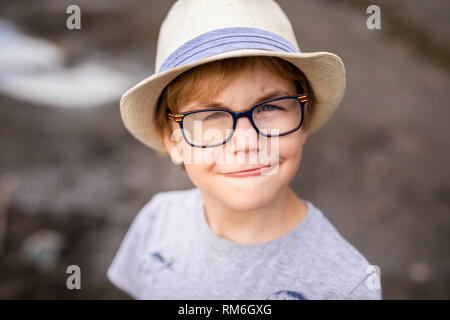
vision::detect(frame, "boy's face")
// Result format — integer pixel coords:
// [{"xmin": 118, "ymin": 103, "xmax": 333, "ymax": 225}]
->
[{"xmin": 164, "ymin": 66, "xmax": 308, "ymax": 211}]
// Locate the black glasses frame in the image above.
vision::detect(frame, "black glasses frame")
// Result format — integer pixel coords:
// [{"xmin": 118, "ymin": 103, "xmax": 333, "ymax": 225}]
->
[{"xmin": 167, "ymin": 94, "xmax": 308, "ymax": 148}]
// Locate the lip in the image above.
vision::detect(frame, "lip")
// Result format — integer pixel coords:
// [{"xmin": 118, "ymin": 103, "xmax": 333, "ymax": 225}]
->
[{"xmin": 220, "ymin": 164, "xmax": 274, "ymax": 177}]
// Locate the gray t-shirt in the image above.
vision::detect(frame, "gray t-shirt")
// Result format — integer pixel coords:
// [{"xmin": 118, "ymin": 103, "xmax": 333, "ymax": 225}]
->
[{"xmin": 107, "ymin": 188, "xmax": 382, "ymax": 300}]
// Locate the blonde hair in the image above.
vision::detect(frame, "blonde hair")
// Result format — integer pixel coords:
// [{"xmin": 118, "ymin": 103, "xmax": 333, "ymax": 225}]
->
[{"xmin": 155, "ymin": 56, "xmax": 314, "ymax": 157}]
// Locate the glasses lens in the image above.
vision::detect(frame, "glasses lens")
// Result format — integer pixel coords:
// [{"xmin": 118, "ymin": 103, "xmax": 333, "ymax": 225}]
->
[
  {"xmin": 182, "ymin": 110, "xmax": 234, "ymax": 147},
  {"xmin": 252, "ymin": 98, "xmax": 302, "ymax": 135}
]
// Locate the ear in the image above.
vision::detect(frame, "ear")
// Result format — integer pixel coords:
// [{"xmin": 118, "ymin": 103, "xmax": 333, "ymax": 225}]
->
[
  {"xmin": 163, "ymin": 127, "xmax": 184, "ymax": 164},
  {"xmin": 300, "ymin": 128, "xmax": 309, "ymax": 146},
  {"xmin": 162, "ymin": 127, "xmax": 174, "ymax": 154}
]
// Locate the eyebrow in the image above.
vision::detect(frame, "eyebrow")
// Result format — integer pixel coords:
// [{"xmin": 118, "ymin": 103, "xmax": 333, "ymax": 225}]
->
[{"xmin": 188, "ymin": 90, "xmax": 295, "ymax": 111}]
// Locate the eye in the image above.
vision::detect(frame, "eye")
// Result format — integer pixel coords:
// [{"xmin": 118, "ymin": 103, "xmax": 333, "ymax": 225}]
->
[
  {"xmin": 203, "ymin": 111, "xmax": 229, "ymax": 121},
  {"xmin": 256, "ymin": 104, "xmax": 284, "ymax": 113}
]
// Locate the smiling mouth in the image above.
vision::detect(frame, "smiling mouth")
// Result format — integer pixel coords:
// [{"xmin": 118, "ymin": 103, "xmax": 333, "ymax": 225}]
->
[{"xmin": 221, "ymin": 164, "xmax": 274, "ymax": 177}]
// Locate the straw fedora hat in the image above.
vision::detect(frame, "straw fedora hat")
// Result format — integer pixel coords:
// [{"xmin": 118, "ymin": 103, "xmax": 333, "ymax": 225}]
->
[{"xmin": 120, "ymin": 0, "xmax": 346, "ymax": 153}]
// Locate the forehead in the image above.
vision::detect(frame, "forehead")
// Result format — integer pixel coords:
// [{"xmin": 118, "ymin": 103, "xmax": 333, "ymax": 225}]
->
[{"xmin": 178, "ymin": 66, "xmax": 296, "ymax": 112}]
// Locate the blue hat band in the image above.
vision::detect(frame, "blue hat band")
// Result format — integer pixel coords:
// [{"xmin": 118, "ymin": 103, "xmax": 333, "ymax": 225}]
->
[{"xmin": 158, "ymin": 27, "xmax": 299, "ymax": 73}]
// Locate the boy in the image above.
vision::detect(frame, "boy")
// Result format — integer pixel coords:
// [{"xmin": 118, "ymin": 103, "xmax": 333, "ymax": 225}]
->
[{"xmin": 107, "ymin": 0, "xmax": 382, "ymax": 300}]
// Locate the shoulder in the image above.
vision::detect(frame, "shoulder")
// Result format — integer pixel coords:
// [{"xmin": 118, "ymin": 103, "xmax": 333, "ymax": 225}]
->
[
  {"xmin": 130, "ymin": 187, "xmax": 201, "ymax": 241},
  {"xmin": 148, "ymin": 187, "xmax": 202, "ymax": 207},
  {"xmin": 106, "ymin": 187, "xmax": 201, "ymax": 298},
  {"xmin": 294, "ymin": 200, "xmax": 382, "ymax": 299},
  {"xmin": 141, "ymin": 188, "xmax": 202, "ymax": 222},
  {"xmin": 136, "ymin": 187, "xmax": 201, "ymax": 222}
]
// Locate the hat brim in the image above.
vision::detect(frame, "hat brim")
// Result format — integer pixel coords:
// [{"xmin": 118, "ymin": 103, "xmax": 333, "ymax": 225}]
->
[{"xmin": 120, "ymin": 49, "xmax": 346, "ymax": 153}]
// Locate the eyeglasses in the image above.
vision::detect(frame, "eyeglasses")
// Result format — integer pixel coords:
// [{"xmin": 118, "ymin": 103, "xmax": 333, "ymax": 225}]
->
[{"xmin": 167, "ymin": 94, "xmax": 307, "ymax": 148}]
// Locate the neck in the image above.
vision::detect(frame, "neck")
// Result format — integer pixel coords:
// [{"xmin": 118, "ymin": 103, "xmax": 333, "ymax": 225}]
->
[{"xmin": 200, "ymin": 185, "xmax": 307, "ymax": 245}]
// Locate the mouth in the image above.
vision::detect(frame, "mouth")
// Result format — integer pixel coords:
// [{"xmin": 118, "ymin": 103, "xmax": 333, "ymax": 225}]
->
[{"xmin": 220, "ymin": 164, "xmax": 275, "ymax": 177}]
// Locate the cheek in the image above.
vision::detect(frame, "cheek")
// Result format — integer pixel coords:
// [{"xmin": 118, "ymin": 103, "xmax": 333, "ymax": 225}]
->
[
  {"xmin": 182, "ymin": 146, "xmax": 217, "ymax": 186},
  {"xmin": 276, "ymin": 131, "xmax": 305, "ymax": 165},
  {"xmin": 182, "ymin": 144, "xmax": 219, "ymax": 166},
  {"xmin": 184, "ymin": 163, "xmax": 207, "ymax": 187}
]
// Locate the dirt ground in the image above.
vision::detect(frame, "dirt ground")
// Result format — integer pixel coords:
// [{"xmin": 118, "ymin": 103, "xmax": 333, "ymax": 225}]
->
[{"xmin": 0, "ymin": 0, "xmax": 449, "ymax": 299}]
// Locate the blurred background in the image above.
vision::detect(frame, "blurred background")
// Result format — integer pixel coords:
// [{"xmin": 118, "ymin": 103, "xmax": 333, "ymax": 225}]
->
[{"xmin": 0, "ymin": 0, "xmax": 449, "ymax": 299}]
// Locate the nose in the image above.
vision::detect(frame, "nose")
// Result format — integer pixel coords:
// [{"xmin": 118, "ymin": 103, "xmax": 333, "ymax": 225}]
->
[
  {"xmin": 235, "ymin": 115, "xmax": 254, "ymax": 131},
  {"xmin": 229, "ymin": 116, "xmax": 259, "ymax": 153}
]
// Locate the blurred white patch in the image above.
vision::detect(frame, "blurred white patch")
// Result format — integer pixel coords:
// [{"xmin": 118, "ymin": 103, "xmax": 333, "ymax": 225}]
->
[
  {"xmin": 0, "ymin": 20, "xmax": 64, "ymax": 73},
  {"xmin": 3, "ymin": 60, "xmax": 134, "ymax": 108},
  {"xmin": 0, "ymin": 20, "xmax": 137, "ymax": 108},
  {"xmin": 21, "ymin": 229, "xmax": 65, "ymax": 273}
]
